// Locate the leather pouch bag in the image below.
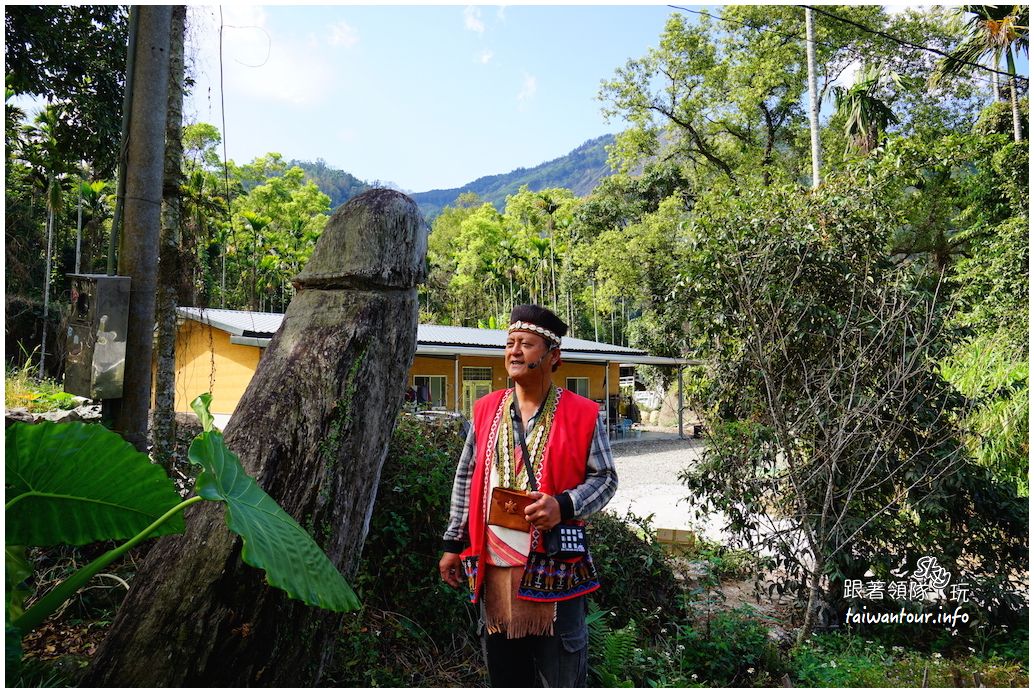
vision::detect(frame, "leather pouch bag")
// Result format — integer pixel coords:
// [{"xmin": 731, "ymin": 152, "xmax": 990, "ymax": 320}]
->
[{"xmin": 488, "ymin": 487, "xmax": 533, "ymax": 532}]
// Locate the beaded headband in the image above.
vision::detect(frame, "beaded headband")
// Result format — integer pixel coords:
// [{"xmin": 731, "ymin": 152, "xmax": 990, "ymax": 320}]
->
[{"xmin": 507, "ymin": 320, "xmax": 561, "ymax": 347}]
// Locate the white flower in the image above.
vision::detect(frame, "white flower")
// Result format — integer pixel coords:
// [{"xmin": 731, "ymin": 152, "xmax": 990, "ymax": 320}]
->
[
  {"xmin": 933, "ymin": 653, "xmax": 942, "ymax": 659},
  {"xmin": 747, "ymin": 667, "xmax": 755, "ymax": 674},
  {"xmin": 829, "ymin": 661, "xmax": 838, "ymax": 668},
  {"xmin": 691, "ymin": 674, "xmax": 698, "ymax": 680}
]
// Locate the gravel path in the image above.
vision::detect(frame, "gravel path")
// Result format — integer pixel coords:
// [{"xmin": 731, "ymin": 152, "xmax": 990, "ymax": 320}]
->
[{"xmin": 606, "ymin": 436, "xmax": 727, "ymax": 540}]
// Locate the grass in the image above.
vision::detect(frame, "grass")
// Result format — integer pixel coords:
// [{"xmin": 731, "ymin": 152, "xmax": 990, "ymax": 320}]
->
[
  {"xmin": 790, "ymin": 632, "xmax": 1029, "ymax": 687},
  {"xmin": 5, "ymin": 364, "xmax": 79, "ymax": 412}
]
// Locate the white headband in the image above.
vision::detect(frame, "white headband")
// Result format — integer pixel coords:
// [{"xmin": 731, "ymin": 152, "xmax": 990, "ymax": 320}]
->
[{"xmin": 508, "ymin": 320, "xmax": 561, "ymax": 346}]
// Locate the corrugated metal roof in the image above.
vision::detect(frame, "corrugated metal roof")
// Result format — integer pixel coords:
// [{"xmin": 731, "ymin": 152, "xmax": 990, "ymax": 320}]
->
[
  {"xmin": 416, "ymin": 324, "xmax": 645, "ymax": 355},
  {"xmin": 177, "ymin": 307, "xmax": 646, "ymax": 355},
  {"xmin": 173, "ymin": 307, "xmax": 698, "ymax": 366},
  {"xmin": 177, "ymin": 307, "xmax": 284, "ymax": 336}
]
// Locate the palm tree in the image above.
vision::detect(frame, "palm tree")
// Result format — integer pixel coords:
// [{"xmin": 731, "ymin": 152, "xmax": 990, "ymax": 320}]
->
[
  {"xmin": 23, "ymin": 105, "xmax": 71, "ymax": 377},
  {"xmin": 930, "ymin": 5, "xmax": 1029, "ymax": 142},
  {"xmin": 831, "ymin": 64, "xmax": 904, "ymax": 154}
]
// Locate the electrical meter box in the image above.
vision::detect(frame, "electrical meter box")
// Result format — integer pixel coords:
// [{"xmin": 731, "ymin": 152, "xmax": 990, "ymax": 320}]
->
[{"xmin": 64, "ymin": 274, "xmax": 131, "ymax": 399}]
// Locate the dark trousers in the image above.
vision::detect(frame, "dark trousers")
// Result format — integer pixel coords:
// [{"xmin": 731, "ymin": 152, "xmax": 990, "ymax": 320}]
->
[{"xmin": 481, "ymin": 595, "xmax": 588, "ymax": 687}]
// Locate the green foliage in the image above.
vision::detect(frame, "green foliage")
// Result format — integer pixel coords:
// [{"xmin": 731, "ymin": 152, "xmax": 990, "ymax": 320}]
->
[
  {"xmin": 675, "ymin": 176, "xmax": 1028, "ymax": 635},
  {"xmin": 411, "ymin": 134, "xmax": 615, "ymax": 220},
  {"xmin": 676, "ymin": 607, "xmax": 782, "ymax": 686},
  {"xmin": 6, "ymin": 395, "xmax": 359, "ymax": 677},
  {"xmin": 188, "ymin": 429, "xmax": 361, "ymax": 613},
  {"xmin": 291, "ymin": 158, "xmax": 372, "ymax": 210},
  {"xmin": 329, "ymin": 415, "xmax": 479, "ymax": 686},
  {"xmin": 5, "ymin": 368, "xmax": 78, "ymax": 412},
  {"xmin": 940, "ymin": 332, "xmax": 1028, "ymax": 493},
  {"xmin": 586, "ymin": 600, "xmax": 640, "ymax": 687},
  {"xmin": 678, "ymin": 536, "xmax": 771, "ymax": 580},
  {"xmin": 790, "ymin": 632, "xmax": 1029, "ymax": 687},
  {"xmin": 4, "ymin": 5, "xmax": 128, "ymax": 175},
  {"xmin": 585, "ymin": 510, "xmax": 679, "ymax": 632},
  {"xmin": 6, "ymin": 421, "xmax": 187, "ymax": 547}
]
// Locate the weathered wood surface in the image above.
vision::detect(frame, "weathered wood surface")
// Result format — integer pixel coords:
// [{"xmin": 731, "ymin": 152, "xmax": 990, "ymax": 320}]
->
[{"xmin": 85, "ymin": 189, "xmax": 427, "ymax": 686}]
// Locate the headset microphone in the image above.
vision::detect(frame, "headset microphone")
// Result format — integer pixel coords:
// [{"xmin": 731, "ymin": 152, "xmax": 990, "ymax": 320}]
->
[{"xmin": 527, "ymin": 346, "xmax": 554, "ymax": 370}]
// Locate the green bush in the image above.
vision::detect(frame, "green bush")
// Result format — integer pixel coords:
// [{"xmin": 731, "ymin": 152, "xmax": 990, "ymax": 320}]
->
[
  {"xmin": 5, "ymin": 367, "xmax": 78, "ymax": 412},
  {"xmin": 586, "ymin": 510, "xmax": 680, "ymax": 634},
  {"xmin": 329, "ymin": 416, "xmax": 482, "ymax": 686},
  {"xmin": 790, "ymin": 632, "xmax": 1029, "ymax": 687},
  {"xmin": 675, "ymin": 607, "xmax": 784, "ymax": 686}
]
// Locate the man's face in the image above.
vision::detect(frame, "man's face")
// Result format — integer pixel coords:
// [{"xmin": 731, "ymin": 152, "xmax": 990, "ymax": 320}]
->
[{"xmin": 505, "ymin": 330, "xmax": 553, "ymax": 380}]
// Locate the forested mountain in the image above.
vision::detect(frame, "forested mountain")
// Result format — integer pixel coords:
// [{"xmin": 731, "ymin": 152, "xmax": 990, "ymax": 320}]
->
[
  {"xmin": 289, "ymin": 158, "xmax": 373, "ymax": 210},
  {"xmin": 409, "ymin": 134, "xmax": 616, "ymax": 219},
  {"xmin": 291, "ymin": 134, "xmax": 616, "ymax": 218}
]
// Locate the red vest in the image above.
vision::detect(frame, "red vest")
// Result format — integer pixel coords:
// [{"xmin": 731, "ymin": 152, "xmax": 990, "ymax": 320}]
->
[{"xmin": 460, "ymin": 387, "xmax": 600, "ymax": 603}]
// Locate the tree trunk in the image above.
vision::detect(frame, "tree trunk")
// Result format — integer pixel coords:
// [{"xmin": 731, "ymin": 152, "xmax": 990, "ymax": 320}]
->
[
  {"xmin": 112, "ymin": 6, "xmax": 173, "ymax": 452},
  {"xmin": 40, "ymin": 203, "xmax": 54, "ymax": 378},
  {"xmin": 84, "ymin": 190, "xmax": 428, "ymax": 686},
  {"xmin": 153, "ymin": 5, "xmax": 186, "ymax": 473}
]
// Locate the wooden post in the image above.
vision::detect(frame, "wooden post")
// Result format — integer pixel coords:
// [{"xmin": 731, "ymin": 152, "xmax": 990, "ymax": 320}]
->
[{"xmin": 84, "ymin": 190, "xmax": 428, "ymax": 686}]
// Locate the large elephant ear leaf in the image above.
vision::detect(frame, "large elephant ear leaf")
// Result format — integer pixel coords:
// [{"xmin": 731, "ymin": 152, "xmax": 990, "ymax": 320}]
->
[
  {"xmin": 190, "ymin": 392, "xmax": 216, "ymax": 433},
  {"xmin": 5, "ymin": 421, "xmax": 185, "ymax": 546},
  {"xmin": 188, "ymin": 431, "xmax": 361, "ymax": 612},
  {"xmin": 5, "ymin": 546, "xmax": 31, "ymax": 625}
]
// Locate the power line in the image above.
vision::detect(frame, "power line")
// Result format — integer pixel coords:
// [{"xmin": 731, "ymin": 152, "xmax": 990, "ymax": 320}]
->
[
  {"xmin": 801, "ymin": 4, "xmax": 1029, "ymax": 84},
  {"xmin": 667, "ymin": 4, "xmax": 1023, "ymax": 88}
]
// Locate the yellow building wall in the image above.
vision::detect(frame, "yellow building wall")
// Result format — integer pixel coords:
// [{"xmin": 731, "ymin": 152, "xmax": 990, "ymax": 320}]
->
[
  {"xmin": 555, "ymin": 361, "xmax": 619, "ymax": 400},
  {"xmin": 408, "ymin": 355, "xmax": 618, "ymax": 405},
  {"xmin": 172, "ymin": 322, "xmax": 623, "ymax": 418},
  {"xmin": 174, "ymin": 321, "xmax": 262, "ymax": 416}
]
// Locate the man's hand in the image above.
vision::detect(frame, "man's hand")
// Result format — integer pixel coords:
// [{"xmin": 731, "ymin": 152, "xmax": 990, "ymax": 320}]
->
[
  {"xmin": 439, "ymin": 551, "xmax": 464, "ymax": 588},
  {"xmin": 525, "ymin": 491, "xmax": 561, "ymax": 531}
]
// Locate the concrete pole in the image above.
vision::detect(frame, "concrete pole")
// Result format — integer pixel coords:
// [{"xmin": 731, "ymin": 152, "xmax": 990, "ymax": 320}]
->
[
  {"xmin": 113, "ymin": 6, "xmax": 173, "ymax": 451},
  {"xmin": 805, "ymin": 7, "xmax": 822, "ymax": 189}
]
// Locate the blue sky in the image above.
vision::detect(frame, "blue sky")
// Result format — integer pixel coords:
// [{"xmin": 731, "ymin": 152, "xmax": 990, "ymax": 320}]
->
[{"xmin": 186, "ymin": 4, "xmax": 678, "ymax": 192}]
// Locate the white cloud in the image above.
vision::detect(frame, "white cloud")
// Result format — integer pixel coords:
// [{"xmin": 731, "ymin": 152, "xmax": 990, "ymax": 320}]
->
[
  {"xmin": 517, "ymin": 72, "xmax": 537, "ymax": 104},
  {"xmin": 216, "ymin": 6, "xmax": 334, "ymax": 107},
  {"xmin": 464, "ymin": 6, "xmax": 485, "ymax": 34},
  {"xmin": 328, "ymin": 21, "xmax": 359, "ymax": 48},
  {"xmin": 479, "ymin": 50, "xmax": 494, "ymax": 65}
]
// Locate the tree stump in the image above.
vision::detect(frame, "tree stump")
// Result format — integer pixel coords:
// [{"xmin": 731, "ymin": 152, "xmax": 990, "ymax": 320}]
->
[{"xmin": 84, "ymin": 189, "xmax": 427, "ymax": 686}]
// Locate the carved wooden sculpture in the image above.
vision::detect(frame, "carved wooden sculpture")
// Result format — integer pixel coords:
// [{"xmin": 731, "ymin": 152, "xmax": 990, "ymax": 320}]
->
[{"xmin": 85, "ymin": 189, "xmax": 427, "ymax": 686}]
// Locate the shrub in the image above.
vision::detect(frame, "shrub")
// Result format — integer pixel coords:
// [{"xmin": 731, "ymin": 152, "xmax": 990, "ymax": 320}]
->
[
  {"xmin": 329, "ymin": 415, "xmax": 482, "ymax": 686},
  {"xmin": 790, "ymin": 632, "xmax": 1029, "ymax": 687},
  {"xmin": 5, "ymin": 366, "xmax": 78, "ymax": 412},
  {"xmin": 586, "ymin": 510, "xmax": 680, "ymax": 633}
]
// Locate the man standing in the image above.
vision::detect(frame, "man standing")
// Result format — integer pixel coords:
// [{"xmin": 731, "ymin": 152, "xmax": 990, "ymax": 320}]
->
[{"xmin": 439, "ymin": 304, "xmax": 618, "ymax": 687}]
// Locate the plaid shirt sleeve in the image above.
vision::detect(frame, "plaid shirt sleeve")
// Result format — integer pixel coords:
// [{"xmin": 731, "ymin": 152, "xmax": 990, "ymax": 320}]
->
[
  {"xmin": 442, "ymin": 410, "xmax": 618, "ymax": 551},
  {"xmin": 563, "ymin": 412, "xmax": 619, "ymax": 520},
  {"xmin": 442, "ymin": 422, "xmax": 477, "ymax": 553}
]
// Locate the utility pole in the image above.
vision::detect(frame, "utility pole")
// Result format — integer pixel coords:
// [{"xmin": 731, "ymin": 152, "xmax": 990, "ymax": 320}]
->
[
  {"xmin": 113, "ymin": 5, "xmax": 173, "ymax": 452},
  {"xmin": 805, "ymin": 7, "xmax": 822, "ymax": 189}
]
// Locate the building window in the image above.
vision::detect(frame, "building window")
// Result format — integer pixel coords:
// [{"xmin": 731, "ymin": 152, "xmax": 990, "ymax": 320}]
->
[
  {"xmin": 414, "ymin": 375, "xmax": 447, "ymax": 408},
  {"xmin": 566, "ymin": 377, "xmax": 590, "ymax": 398},
  {"xmin": 463, "ymin": 366, "xmax": 492, "ymax": 381}
]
